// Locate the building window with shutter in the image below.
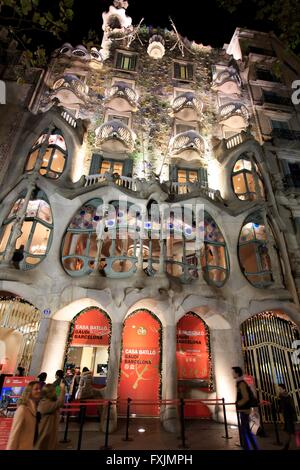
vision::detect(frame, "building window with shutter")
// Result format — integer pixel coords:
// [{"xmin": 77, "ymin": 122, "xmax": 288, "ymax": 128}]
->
[
  {"xmin": 173, "ymin": 61, "xmax": 194, "ymax": 81},
  {"xmin": 115, "ymin": 51, "xmax": 138, "ymax": 71}
]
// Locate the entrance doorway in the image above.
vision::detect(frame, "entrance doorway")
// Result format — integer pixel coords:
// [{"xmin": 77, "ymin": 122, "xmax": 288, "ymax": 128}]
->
[
  {"xmin": 0, "ymin": 296, "xmax": 41, "ymax": 374},
  {"xmin": 64, "ymin": 307, "xmax": 111, "ymax": 387},
  {"xmin": 241, "ymin": 311, "xmax": 300, "ymax": 422},
  {"xmin": 118, "ymin": 309, "xmax": 162, "ymax": 416}
]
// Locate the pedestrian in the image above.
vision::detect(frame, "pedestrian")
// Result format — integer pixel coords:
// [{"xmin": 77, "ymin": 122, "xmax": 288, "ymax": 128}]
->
[
  {"xmin": 15, "ymin": 366, "xmax": 25, "ymax": 377},
  {"xmin": 52, "ymin": 369, "xmax": 67, "ymax": 396},
  {"xmin": 278, "ymin": 383, "xmax": 297, "ymax": 450},
  {"xmin": 34, "ymin": 382, "xmax": 66, "ymax": 450},
  {"xmin": 232, "ymin": 366, "xmax": 259, "ymax": 450},
  {"xmin": 69, "ymin": 366, "xmax": 81, "ymax": 401},
  {"xmin": 6, "ymin": 381, "xmax": 41, "ymax": 450},
  {"xmin": 37, "ymin": 372, "xmax": 47, "ymax": 390},
  {"xmin": 76, "ymin": 367, "xmax": 105, "ymax": 401}
]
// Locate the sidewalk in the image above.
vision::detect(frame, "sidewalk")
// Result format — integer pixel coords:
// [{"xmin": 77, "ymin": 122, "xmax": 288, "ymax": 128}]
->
[{"xmin": 57, "ymin": 418, "xmax": 299, "ymax": 451}]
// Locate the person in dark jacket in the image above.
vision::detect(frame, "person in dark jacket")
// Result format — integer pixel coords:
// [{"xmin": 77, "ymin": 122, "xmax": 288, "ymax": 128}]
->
[
  {"xmin": 278, "ymin": 383, "xmax": 297, "ymax": 450},
  {"xmin": 37, "ymin": 372, "xmax": 47, "ymax": 390},
  {"xmin": 232, "ymin": 366, "xmax": 259, "ymax": 450}
]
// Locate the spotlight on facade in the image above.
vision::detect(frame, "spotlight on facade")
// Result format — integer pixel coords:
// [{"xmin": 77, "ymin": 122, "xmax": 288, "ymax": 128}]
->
[{"xmin": 138, "ymin": 428, "xmax": 146, "ymax": 433}]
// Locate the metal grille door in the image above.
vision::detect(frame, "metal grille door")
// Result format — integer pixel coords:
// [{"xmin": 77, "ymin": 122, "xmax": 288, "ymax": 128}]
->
[{"xmin": 241, "ymin": 311, "xmax": 300, "ymax": 422}]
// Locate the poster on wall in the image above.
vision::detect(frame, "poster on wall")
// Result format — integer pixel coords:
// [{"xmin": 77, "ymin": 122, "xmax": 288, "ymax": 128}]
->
[
  {"xmin": 176, "ymin": 312, "xmax": 211, "ymax": 418},
  {"xmin": 0, "ymin": 376, "xmax": 36, "ymax": 406},
  {"xmin": 176, "ymin": 312, "xmax": 210, "ymax": 382},
  {"xmin": 118, "ymin": 310, "xmax": 162, "ymax": 417},
  {"xmin": 70, "ymin": 308, "xmax": 111, "ymax": 347}
]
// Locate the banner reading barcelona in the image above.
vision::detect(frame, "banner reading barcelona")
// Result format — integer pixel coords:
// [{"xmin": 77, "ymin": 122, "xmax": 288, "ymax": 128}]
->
[
  {"xmin": 118, "ymin": 310, "xmax": 162, "ymax": 416},
  {"xmin": 176, "ymin": 312, "xmax": 210, "ymax": 381},
  {"xmin": 70, "ymin": 308, "xmax": 111, "ymax": 347}
]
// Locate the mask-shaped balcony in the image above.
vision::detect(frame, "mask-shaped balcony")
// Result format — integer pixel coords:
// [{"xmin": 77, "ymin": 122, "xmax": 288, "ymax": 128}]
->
[
  {"xmin": 104, "ymin": 82, "xmax": 138, "ymax": 112},
  {"xmin": 219, "ymin": 102, "xmax": 249, "ymax": 130},
  {"xmin": 212, "ymin": 68, "xmax": 241, "ymax": 95},
  {"xmin": 50, "ymin": 74, "xmax": 89, "ymax": 110},
  {"xmin": 95, "ymin": 119, "xmax": 135, "ymax": 153},
  {"xmin": 169, "ymin": 130, "xmax": 205, "ymax": 161},
  {"xmin": 171, "ymin": 92, "xmax": 203, "ymax": 121}
]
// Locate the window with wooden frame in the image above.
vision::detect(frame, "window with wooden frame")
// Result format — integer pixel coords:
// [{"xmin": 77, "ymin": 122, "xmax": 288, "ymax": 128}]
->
[
  {"xmin": 115, "ymin": 51, "xmax": 138, "ymax": 71},
  {"xmin": 173, "ymin": 61, "xmax": 194, "ymax": 81}
]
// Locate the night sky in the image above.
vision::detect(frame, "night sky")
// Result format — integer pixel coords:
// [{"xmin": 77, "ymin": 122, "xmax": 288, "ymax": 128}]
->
[{"xmin": 67, "ymin": 0, "xmax": 275, "ymax": 49}]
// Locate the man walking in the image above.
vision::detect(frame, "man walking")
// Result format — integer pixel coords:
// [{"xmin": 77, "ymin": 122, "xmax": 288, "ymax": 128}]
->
[{"xmin": 232, "ymin": 366, "xmax": 259, "ymax": 450}]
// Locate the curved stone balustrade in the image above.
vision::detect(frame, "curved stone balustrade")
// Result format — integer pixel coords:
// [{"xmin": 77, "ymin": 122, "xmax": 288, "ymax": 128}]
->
[
  {"xmin": 172, "ymin": 92, "xmax": 203, "ymax": 121},
  {"xmin": 219, "ymin": 102, "xmax": 249, "ymax": 129},
  {"xmin": 95, "ymin": 119, "xmax": 135, "ymax": 152}
]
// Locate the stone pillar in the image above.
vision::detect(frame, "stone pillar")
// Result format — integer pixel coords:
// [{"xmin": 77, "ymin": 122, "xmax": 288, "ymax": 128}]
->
[
  {"xmin": 101, "ymin": 321, "xmax": 122, "ymax": 433},
  {"xmin": 210, "ymin": 324, "xmax": 243, "ymax": 424},
  {"xmin": 161, "ymin": 323, "xmax": 179, "ymax": 433},
  {"xmin": 39, "ymin": 319, "xmax": 70, "ymax": 381},
  {"xmin": 29, "ymin": 316, "xmax": 51, "ymax": 376}
]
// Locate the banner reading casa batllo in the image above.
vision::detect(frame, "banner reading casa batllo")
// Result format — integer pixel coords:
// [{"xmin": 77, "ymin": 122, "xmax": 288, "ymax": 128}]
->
[
  {"xmin": 70, "ymin": 308, "xmax": 111, "ymax": 347},
  {"xmin": 119, "ymin": 310, "xmax": 162, "ymax": 416}
]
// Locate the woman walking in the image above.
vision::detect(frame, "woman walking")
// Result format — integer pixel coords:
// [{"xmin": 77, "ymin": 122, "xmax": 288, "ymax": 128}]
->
[
  {"xmin": 7, "ymin": 381, "xmax": 41, "ymax": 450},
  {"xmin": 35, "ymin": 382, "xmax": 65, "ymax": 450}
]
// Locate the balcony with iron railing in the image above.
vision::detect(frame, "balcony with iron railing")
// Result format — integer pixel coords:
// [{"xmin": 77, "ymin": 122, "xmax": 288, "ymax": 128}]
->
[
  {"xmin": 169, "ymin": 131, "xmax": 205, "ymax": 160},
  {"xmin": 104, "ymin": 82, "xmax": 138, "ymax": 111},
  {"xmin": 95, "ymin": 119, "xmax": 135, "ymax": 152},
  {"xmin": 219, "ymin": 102, "xmax": 249, "ymax": 130},
  {"xmin": 212, "ymin": 69, "xmax": 241, "ymax": 95},
  {"xmin": 171, "ymin": 92, "xmax": 203, "ymax": 120}
]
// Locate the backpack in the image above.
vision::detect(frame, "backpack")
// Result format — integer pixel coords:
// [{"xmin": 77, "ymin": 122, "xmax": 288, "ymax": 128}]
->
[{"xmin": 239, "ymin": 380, "xmax": 259, "ymax": 408}]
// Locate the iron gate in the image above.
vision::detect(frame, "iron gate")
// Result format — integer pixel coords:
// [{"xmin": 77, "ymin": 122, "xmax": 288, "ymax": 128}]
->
[{"xmin": 241, "ymin": 311, "xmax": 300, "ymax": 422}]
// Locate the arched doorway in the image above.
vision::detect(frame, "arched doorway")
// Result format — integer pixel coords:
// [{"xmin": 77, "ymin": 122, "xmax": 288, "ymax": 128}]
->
[
  {"xmin": 0, "ymin": 295, "xmax": 41, "ymax": 374},
  {"xmin": 64, "ymin": 307, "xmax": 111, "ymax": 387},
  {"xmin": 241, "ymin": 310, "xmax": 300, "ymax": 422},
  {"xmin": 177, "ymin": 312, "xmax": 212, "ymax": 418},
  {"xmin": 118, "ymin": 309, "xmax": 162, "ymax": 416}
]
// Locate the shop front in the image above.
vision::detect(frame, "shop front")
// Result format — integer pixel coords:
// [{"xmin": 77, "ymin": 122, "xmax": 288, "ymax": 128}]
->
[{"xmin": 64, "ymin": 307, "xmax": 111, "ymax": 389}]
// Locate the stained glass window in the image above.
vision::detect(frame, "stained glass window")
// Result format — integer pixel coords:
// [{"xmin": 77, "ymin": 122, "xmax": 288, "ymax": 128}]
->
[
  {"xmin": 0, "ymin": 189, "xmax": 53, "ymax": 269},
  {"xmin": 25, "ymin": 129, "xmax": 67, "ymax": 179},
  {"xmin": 232, "ymin": 155, "xmax": 265, "ymax": 201},
  {"xmin": 201, "ymin": 212, "xmax": 229, "ymax": 286},
  {"xmin": 238, "ymin": 212, "xmax": 273, "ymax": 287}
]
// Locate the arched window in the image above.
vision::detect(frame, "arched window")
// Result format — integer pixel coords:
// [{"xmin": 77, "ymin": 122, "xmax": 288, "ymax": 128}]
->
[
  {"xmin": 201, "ymin": 212, "xmax": 229, "ymax": 287},
  {"xmin": 238, "ymin": 212, "xmax": 273, "ymax": 287},
  {"xmin": 62, "ymin": 199, "xmax": 102, "ymax": 276},
  {"xmin": 0, "ymin": 190, "xmax": 53, "ymax": 269},
  {"xmin": 25, "ymin": 129, "xmax": 67, "ymax": 179},
  {"xmin": 232, "ymin": 155, "xmax": 264, "ymax": 201}
]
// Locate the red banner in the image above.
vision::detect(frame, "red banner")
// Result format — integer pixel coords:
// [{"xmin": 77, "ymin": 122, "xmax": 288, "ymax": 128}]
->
[
  {"xmin": 70, "ymin": 308, "xmax": 111, "ymax": 347},
  {"xmin": 176, "ymin": 313, "xmax": 209, "ymax": 380},
  {"xmin": 118, "ymin": 310, "xmax": 161, "ymax": 416},
  {"xmin": 0, "ymin": 418, "xmax": 13, "ymax": 450},
  {"xmin": 3, "ymin": 376, "xmax": 36, "ymax": 389}
]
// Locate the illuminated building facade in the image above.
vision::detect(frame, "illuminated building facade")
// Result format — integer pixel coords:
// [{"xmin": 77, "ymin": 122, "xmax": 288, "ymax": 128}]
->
[{"xmin": 0, "ymin": 1, "xmax": 300, "ymax": 430}]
